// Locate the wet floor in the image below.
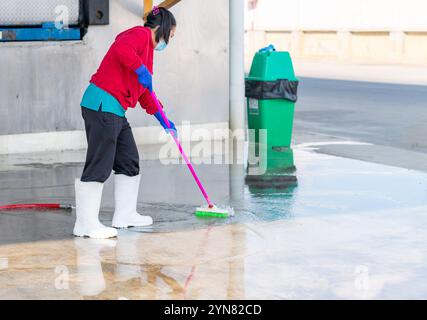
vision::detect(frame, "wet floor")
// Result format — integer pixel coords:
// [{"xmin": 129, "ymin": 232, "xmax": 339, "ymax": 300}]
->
[{"xmin": 0, "ymin": 143, "xmax": 427, "ymax": 299}]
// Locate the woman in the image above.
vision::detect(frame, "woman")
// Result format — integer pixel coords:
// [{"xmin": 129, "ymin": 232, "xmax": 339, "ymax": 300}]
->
[{"xmin": 74, "ymin": 7, "xmax": 177, "ymax": 239}]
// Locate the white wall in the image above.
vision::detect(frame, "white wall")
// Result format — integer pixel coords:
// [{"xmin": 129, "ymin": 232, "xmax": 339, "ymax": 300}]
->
[
  {"xmin": 244, "ymin": 0, "xmax": 427, "ymax": 66},
  {"xmin": 245, "ymin": 0, "xmax": 427, "ymax": 31},
  {"xmin": 0, "ymin": 0, "xmax": 230, "ymax": 153}
]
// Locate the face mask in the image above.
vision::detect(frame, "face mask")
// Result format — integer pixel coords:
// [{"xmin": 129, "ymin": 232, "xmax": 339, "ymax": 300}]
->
[{"xmin": 155, "ymin": 39, "xmax": 167, "ymax": 51}]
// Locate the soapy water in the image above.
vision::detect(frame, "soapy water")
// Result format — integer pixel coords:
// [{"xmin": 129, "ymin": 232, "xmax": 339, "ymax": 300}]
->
[
  {"xmin": 0, "ymin": 158, "xmax": 299, "ymax": 234},
  {"xmin": 129, "ymin": 149, "xmax": 427, "ymax": 233},
  {"xmin": 130, "ymin": 197, "xmax": 294, "ymax": 233},
  {"xmin": 0, "ymin": 179, "xmax": 297, "ymax": 235},
  {"xmin": 1, "ymin": 148, "xmax": 427, "ymax": 238}
]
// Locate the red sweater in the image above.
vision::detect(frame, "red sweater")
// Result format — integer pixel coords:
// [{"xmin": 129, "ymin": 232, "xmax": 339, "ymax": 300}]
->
[{"xmin": 90, "ymin": 26, "xmax": 158, "ymax": 115}]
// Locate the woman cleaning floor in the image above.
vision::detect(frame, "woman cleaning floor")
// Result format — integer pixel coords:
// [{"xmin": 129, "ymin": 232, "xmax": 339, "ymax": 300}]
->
[{"xmin": 74, "ymin": 6, "xmax": 178, "ymax": 239}]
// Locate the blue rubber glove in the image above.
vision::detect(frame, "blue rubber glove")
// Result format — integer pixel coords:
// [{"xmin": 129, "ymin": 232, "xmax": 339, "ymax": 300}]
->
[
  {"xmin": 154, "ymin": 111, "xmax": 177, "ymax": 138},
  {"xmin": 135, "ymin": 64, "xmax": 153, "ymax": 93}
]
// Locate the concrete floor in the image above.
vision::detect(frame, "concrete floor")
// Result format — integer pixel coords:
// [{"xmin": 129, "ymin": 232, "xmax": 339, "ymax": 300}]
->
[
  {"xmin": 1, "ymin": 143, "xmax": 426, "ymax": 299},
  {"xmin": 1, "ymin": 77, "xmax": 427, "ymax": 299},
  {"xmin": 294, "ymin": 77, "xmax": 427, "ymax": 172},
  {"xmin": 293, "ymin": 61, "xmax": 427, "ymax": 86}
]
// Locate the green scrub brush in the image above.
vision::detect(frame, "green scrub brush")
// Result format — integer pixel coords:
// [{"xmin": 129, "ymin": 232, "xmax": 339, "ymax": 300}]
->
[{"xmin": 195, "ymin": 205, "xmax": 234, "ymax": 218}]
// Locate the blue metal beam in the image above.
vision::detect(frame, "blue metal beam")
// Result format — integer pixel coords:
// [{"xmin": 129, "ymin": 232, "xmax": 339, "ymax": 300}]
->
[{"xmin": 0, "ymin": 22, "xmax": 81, "ymax": 42}]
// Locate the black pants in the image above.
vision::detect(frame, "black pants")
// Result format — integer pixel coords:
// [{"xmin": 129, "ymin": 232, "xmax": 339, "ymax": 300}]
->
[{"xmin": 81, "ymin": 107, "xmax": 139, "ymax": 183}]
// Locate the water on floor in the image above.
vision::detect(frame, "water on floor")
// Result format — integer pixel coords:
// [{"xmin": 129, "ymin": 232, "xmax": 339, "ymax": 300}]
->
[
  {"xmin": 1, "ymin": 145, "xmax": 425, "ymax": 238},
  {"xmin": 0, "ymin": 144, "xmax": 426, "ymax": 299}
]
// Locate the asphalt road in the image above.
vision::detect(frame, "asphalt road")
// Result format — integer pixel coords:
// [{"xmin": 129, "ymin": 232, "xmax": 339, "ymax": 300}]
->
[{"xmin": 293, "ymin": 77, "xmax": 427, "ymax": 171}]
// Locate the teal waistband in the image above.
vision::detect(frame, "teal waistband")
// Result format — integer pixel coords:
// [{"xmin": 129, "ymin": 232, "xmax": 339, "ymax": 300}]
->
[{"xmin": 80, "ymin": 83, "xmax": 126, "ymax": 117}]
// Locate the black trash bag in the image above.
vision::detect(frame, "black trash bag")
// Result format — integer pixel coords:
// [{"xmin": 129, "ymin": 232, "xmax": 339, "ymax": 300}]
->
[{"xmin": 245, "ymin": 79, "xmax": 299, "ymax": 102}]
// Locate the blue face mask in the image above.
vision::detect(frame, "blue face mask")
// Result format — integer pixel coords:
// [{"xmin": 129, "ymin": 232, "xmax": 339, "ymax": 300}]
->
[{"xmin": 155, "ymin": 39, "xmax": 167, "ymax": 51}]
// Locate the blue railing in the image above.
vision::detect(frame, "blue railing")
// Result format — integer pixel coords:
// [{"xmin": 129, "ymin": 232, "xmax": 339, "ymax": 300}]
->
[{"xmin": 0, "ymin": 22, "xmax": 81, "ymax": 42}]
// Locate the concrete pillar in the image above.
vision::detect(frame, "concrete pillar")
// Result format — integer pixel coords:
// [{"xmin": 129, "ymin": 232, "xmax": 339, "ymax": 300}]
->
[
  {"xmin": 229, "ymin": 0, "xmax": 246, "ymax": 133},
  {"xmin": 229, "ymin": 0, "xmax": 246, "ymax": 202}
]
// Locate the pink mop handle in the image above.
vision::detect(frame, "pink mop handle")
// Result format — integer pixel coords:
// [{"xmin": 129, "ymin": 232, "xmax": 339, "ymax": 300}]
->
[{"xmin": 151, "ymin": 92, "xmax": 213, "ymax": 207}]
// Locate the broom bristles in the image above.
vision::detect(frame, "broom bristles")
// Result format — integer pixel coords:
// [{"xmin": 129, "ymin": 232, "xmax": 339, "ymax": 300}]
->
[{"xmin": 194, "ymin": 205, "xmax": 234, "ymax": 218}]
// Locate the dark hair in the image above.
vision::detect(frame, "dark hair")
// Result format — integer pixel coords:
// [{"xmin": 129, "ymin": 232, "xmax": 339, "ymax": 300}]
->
[{"xmin": 144, "ymin": 7, "xmax": 176, "ymax": 44}]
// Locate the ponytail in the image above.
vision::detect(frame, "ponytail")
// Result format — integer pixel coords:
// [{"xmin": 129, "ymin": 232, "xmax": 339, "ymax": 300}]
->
[{"xmin": 144, "ymin": 7, "xmax": 176, "ymax": 44}]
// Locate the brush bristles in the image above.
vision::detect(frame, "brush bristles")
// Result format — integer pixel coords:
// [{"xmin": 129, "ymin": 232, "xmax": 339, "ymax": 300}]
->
[
  {"xmin": 194, "ymin": 205, "xmax": 234, "ymax": 218},
  {"xmin": 195, "ymin": 210, "xmax": 229, "ymax": 218}
]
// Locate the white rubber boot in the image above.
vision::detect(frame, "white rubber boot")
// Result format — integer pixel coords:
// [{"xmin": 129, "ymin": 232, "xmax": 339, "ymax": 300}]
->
[
  {"xmin": 112, "ymin": 174, "xmax": 153, "ymax": 228},
  {"xmin": 73, "ymin": 179, "xmax": 118, "ymax": 239}
]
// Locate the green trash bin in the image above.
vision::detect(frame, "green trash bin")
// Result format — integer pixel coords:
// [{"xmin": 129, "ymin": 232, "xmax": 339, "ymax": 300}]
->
[{"xmin": 245, "ymin": 46, "xmax": 299, "ymax": 153}]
